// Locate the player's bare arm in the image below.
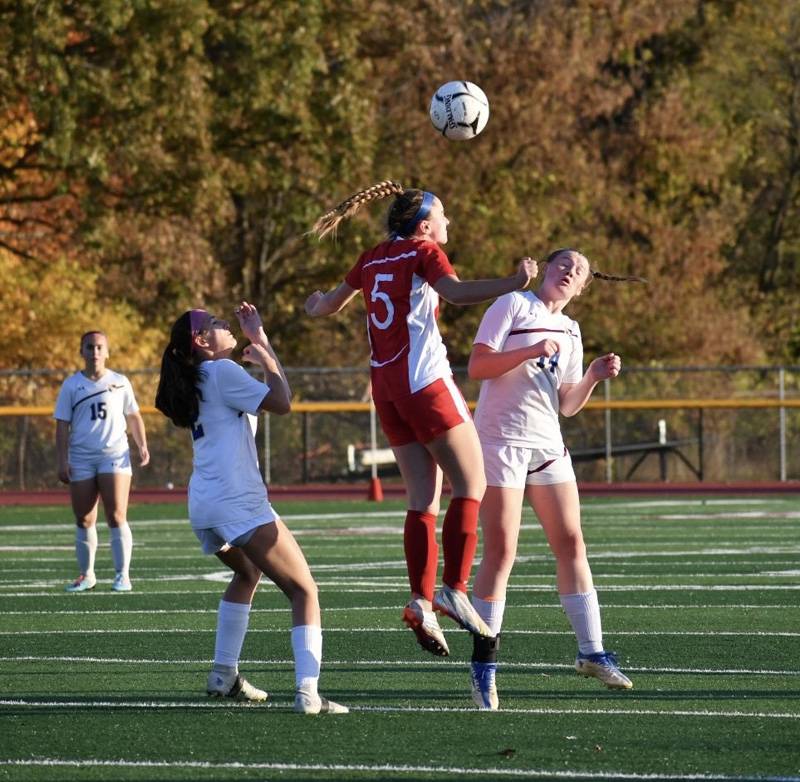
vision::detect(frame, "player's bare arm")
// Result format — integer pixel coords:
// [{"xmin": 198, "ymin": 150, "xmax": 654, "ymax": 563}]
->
[
  {"xmin": 558, "ymin": 353, "xmax": 621, "ymax": 417},
  {"xmin": 468, "ymin": 338, "xmax": 559, "ymax": 380},
  {"xmin": 305, "ymin": 282, "xmax": 359, "ymax": 317},
  {"xmin": 434, "ymin": 258, "xmax": 537, "ymax": 305}
]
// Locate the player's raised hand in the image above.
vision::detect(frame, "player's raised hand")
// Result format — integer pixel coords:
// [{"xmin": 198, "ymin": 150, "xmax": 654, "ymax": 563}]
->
[
  {"xmin": 588, "ymin": 353, "xmax": 622, "ymax": 381},
  {"xmin": 515, "ymin": 257, "xmax": 538, "ymax": 289},
  {"xmin": 234, "ymin": 301, "xmax": 264, "ymax": 343},
  {"xmin": 305, "ymin": 291, "xmax": 324, "ymax": 316},
  {"xmin": 242, "ymin": 343, "xmax": 270, "ymax": 366}
]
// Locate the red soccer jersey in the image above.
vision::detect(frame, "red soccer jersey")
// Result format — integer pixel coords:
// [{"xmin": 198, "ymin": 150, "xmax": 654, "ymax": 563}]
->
[{"xmin": 345, "ymin": 238, "xmax": 456, "ymax": 401}]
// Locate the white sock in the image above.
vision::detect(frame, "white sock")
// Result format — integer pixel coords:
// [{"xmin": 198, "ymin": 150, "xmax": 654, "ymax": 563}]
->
[
  {"xmin": 472, "ymin": 595, "xmax": 506, "ymax": 637},
  {"xmin": 109, "ymin": 524, "xmax": 133, "ymax": 577},
  {"xmin": 291, "ymin": 624, "xmax": 322, "ymax": 694},
  {"xmin": 75, "ymin": 527, "xmax": 97, "ymax": 577},
  {"xmin": 213, "ymin": 600, "xmax": 251, "ymax": 668},
  {"xmin": 560, "ymin": 589, "xmax": 604, "ymax": 655}
]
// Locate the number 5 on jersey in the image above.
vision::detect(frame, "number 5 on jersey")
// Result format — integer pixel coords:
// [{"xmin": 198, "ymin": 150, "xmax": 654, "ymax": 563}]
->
[{"xmin": 370, "ymin": 274, "xmax": 395, "ymax": 330}]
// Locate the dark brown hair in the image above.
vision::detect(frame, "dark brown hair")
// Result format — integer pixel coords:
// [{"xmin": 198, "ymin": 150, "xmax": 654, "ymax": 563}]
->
[{"xmin": 154, "ymin": 312, "xmax": 205, "ymax": 428}]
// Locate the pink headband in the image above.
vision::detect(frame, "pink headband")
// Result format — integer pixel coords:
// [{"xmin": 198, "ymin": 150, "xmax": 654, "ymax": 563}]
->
[
  {"xmin": 189, "ymin": 309, "xmax": 209, "ymax": 337},
  {"xmin": 188, "ymin": 309, "xmax": 209, "ymax": 354}
]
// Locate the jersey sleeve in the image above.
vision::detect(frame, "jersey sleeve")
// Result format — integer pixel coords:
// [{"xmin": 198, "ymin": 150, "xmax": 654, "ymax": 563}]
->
[
  {"xmin": 419, "ymin": 243, "xmax": 456, "ymax": 286},
  {"xmin": 563, "ymin": 322, "xmax": 584, "ymax": 384},
  {"xmin": 121, "ymin": 376, "xmax": 140, "ymax": 416},
  {"xmin": 473, "ymin": 294, "xmax": 518, "ymax": 351},
  {"xmin": 53, "ymin": 379, "xmax": 73, "ymax": 422},
  {"xmin": 344, "ymin": 253, "xmax": 365, "ymax": 290},
  {"xmin": 214, "ymin": 359, "xmax": 270, "ymax": 415}
]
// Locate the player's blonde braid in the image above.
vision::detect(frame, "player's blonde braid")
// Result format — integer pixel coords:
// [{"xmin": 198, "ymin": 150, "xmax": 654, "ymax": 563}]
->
[{"xmin": 312, "ymin": 180, "xmax": 405, "ymax": 239}]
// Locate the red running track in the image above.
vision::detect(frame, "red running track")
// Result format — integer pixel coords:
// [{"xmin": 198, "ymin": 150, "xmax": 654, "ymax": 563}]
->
[{"xmin": 1, "ymin": 480, "xmax": 799, "ymax": 505}]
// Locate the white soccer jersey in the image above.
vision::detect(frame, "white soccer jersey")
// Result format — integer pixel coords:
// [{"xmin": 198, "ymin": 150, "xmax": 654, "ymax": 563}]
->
[
  {"xmin": 187, "ymin": 359, "xmax": 276, "ymax": 530},
  {"xmin": 53, "ymin": 370, "xmax": 139, "ymax": 459},
  {"xmin": 472, "ymin": 291, "xmax": 584, "ymax": 449}
]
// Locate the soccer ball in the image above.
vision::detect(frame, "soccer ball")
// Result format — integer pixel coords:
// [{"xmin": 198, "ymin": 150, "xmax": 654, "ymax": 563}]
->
[{"xmin": 429, "ymin": 81, "xmax": 490, "ymax": 140}]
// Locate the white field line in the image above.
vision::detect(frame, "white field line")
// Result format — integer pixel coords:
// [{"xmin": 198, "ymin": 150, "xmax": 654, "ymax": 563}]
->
[
  {"xmin": 5, "ymin": 568, "xmax": 800, "ymax": 581},
  {"xmin": 6, "ymin": 562, "xmax": 800, "ymax": 589},
  {"xmin": 2, "ymin": 655, "xmax": 798, "ymax": 677},
  {"xmin": 7, "ymin": 543, "xmax": 800, "ymax": 557},
  {"xmin": 2, "ymin": 580, "xmax": 800, "ymax": 593},
  {"xmin": 2, "ymin": 757, "xmax": 798, "ymax": 782},
  {"xmin": 3, "ymin": 627, "xmax": 799, "ymax": 638},
  {"xmin": 590, "ymin": 499, "xmax": 791, "ymax": 508},
  {"xmin": 3, "ymin": 556, "xmax": 800, "ymax": 570},
  {"xmin": 1, "ymin": 602, "xmax": 797, "ymax": 616},
  {"xmin": 0, "ymin": 700, "xmax": 798, "ymax": 722},
  {"xmin": 3, "ymin": 517, "xmax": 798, "ymax": 535}
]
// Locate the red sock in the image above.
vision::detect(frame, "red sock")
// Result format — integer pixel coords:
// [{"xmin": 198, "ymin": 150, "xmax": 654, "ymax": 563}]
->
[
  {"xmin": 403, "ymin": 510, "xmax": 438, "ymax": 601},
  {"xmin": 442, "ymin": 497, "xmax": 480, "ymax": 593}
]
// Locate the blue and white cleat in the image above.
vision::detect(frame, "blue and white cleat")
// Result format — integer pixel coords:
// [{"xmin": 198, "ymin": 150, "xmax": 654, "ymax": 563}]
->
[
  {"xmin": 111, "ymin": 573, "xmax": 132, "ymax": 592},
  {"xmin": 470, "ymin": 661, "xmax": 499, "ymax": 710},
  {"xmin": 575, "ymin": 651, "xmax": 633, "ymax": 689},
  {"xmin": 65, "ymin": 574, "xmax": 96, "ymax": 593}
]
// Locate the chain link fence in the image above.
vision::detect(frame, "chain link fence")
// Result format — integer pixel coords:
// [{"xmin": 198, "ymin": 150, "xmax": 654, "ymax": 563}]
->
[{"xmin": 0, "ymin": 366, "xmax": 798, "ymax": 490}]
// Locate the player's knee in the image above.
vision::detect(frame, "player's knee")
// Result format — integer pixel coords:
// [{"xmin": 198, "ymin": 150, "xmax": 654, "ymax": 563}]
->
[
  {"xmin": 291, "ymin": 578, "xmax": 318, "ymax": 607},
  {"xmin": 553, "ymin": 531, "xmax": 586, "ymax": 561},
  {"xmin": 484, "ymin": 536, "xmax": 517, "ymax": 572}
]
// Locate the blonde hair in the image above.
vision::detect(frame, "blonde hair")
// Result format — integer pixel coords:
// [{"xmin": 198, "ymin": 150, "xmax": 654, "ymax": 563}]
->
[{"xmin": 312, "ymin": 180, "xmax": 436, "ymax": 240}]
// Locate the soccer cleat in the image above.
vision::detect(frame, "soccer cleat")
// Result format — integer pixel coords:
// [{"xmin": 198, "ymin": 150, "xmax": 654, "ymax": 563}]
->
[
  {"xmin": 65, "ymin": 574, "xmax": 96, "ymax": 593},
  {"xmin": 206, "ymin": 671, "xmax": 268, "ymax": 702},
  {"xmin": 111, "ymin": 573, "xmax": 132, "ymax": 592},
  {"xmin": 293, "ymin": 689, "xmax": 349, "ymax": 715},
  {"xmin": 575, "ymin": 651, "xmax": 633, "ymax": 690},
  {"xmin": 402, "ymin": 599, "xmax": 450, "ymax": 657},
  {"xmin": 470, "ymin": 661, "xmax": 499, "ymax": 711},
  {"xmin": 433, "ymin": 586, "xmax": 492, "ymax": 637}
]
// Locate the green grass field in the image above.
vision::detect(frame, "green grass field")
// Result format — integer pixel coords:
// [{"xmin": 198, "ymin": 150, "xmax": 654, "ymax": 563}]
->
[{"xmin": 1, "ymin": 495, "xmax": 799, "ymax": 781}]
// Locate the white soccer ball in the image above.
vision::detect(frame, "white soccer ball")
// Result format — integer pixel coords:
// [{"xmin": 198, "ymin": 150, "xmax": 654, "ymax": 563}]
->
[{"xmin": 429, "ymin": 81, "xmax": 490, "ymax": 141}]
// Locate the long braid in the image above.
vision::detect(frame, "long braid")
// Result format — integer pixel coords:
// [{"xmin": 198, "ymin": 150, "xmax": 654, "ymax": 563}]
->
[
  {"xmin": 312, "ymin": 180, "xmax": 405, "ymax": 239},
  {"xmin": 591, "ymin": 269, "xmax": 647, "ymax": 283}
]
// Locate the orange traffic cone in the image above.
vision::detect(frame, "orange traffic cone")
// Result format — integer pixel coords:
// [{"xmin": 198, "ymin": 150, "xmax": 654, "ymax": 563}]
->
[{"xmin": 367, "ymin": 476, "xmax": 384, "ymax": 502}]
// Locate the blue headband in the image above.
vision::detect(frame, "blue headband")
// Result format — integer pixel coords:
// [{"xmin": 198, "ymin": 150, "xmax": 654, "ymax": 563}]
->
[{"xmin": 399, "ymin": 191, "xmax": 435, "ymax": 237}]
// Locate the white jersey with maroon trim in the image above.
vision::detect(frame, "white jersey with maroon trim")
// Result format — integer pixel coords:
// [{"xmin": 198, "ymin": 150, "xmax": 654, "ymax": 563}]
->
[
  {"xmin": 473, "ymin": 291, "xmax": 583, "ymax": 449},
  {"xmin": 53, "ymin": 370, "xmax": 139, "ymax": 459},
  {"xmin": 345, "ymin": 238, "xmax": 455, "ymax": 401}
]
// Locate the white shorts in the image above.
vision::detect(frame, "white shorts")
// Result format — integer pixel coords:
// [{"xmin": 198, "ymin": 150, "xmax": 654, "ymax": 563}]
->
[
  {"xmin": 69, "ymin": 451, "xmax": 132, "ymax": 482},
  {"xmin": 193, "ymin": 516, "xmax": 277, "ymax": 556},
  {"xmin": 482, "ymin": 442, "xmax": 575, "ymax": 488}
]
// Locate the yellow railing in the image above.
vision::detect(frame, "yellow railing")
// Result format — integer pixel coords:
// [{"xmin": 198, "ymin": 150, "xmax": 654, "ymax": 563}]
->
[{"xmin": 2, "ymin": 398, "xmax": 800, "ymax": 416}]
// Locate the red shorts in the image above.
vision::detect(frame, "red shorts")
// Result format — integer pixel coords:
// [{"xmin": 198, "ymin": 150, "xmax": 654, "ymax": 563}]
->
[{"xmin": 375, "ymin": 377, "xmax": 472, "ymax": 446}]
